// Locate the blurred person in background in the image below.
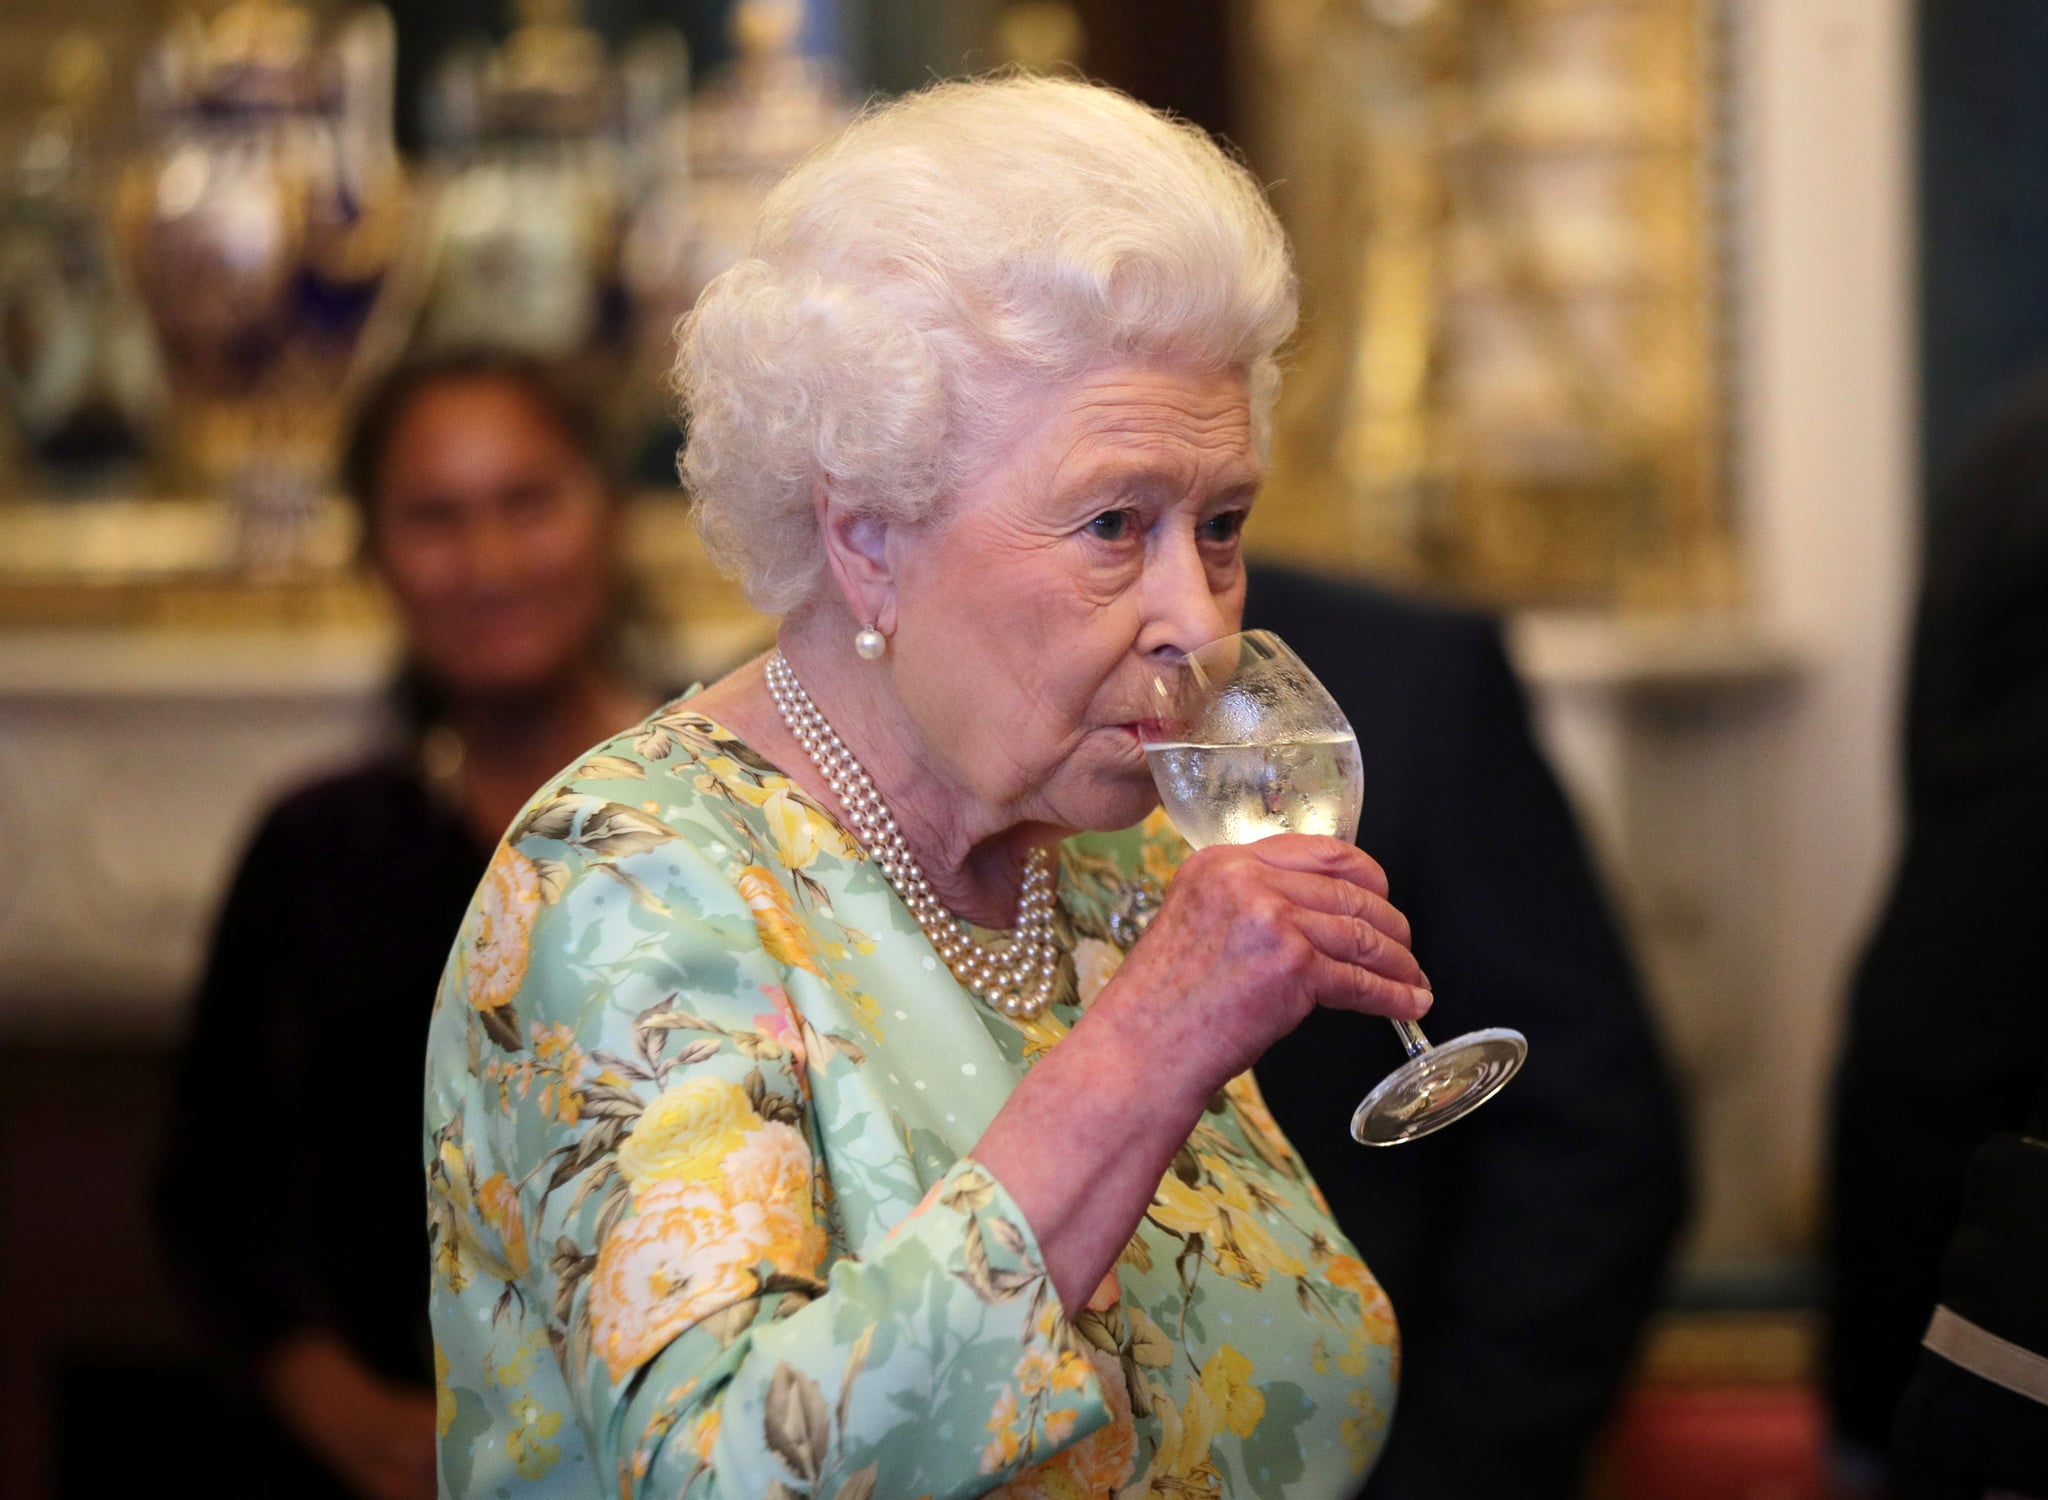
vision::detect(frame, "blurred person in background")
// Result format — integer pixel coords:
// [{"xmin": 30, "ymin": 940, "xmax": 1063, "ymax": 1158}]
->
[
  {"xmin": 1888, "ymin": 1056, "xmax": 2048, "ymax": 1500},
  {"xmin": 1246, "ymin": 561, "xmax": 1689, "ymax": 1500},
  {"xmin": 1827, "ymin": 370, "xmax": 2048, "ymax": 1499},
  {"xmin": 156, "ymin": 350, "xmax": 658, "ymax": 1500}
]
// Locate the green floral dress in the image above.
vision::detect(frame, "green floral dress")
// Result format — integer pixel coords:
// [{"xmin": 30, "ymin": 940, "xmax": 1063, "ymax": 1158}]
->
[{"xmin": 425, "ymin": 700, "xmax": 1399, "ymax": 1499}]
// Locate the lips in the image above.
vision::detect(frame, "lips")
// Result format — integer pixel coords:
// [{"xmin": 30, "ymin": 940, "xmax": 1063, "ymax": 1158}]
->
[{"xmin": 1108, "ymin": 722, "xmax": 1167, "ymax": 761}]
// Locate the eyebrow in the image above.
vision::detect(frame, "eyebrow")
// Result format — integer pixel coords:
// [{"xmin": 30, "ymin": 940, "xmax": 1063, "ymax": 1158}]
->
[{"xmin": 1057, "ymin": 460, "xmax": 1264, "ymax": 505}]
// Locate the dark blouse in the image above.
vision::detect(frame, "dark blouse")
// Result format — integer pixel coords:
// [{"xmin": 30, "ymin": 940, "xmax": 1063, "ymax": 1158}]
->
[{"xmin": 158, "ymin": 757, "xmax": 488, "ymax": 1389}]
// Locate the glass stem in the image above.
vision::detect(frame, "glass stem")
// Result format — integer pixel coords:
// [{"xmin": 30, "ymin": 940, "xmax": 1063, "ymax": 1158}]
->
[{"xmin": 1393, "ymin": 1020, "xmax": 1432, "ymax": 1059}]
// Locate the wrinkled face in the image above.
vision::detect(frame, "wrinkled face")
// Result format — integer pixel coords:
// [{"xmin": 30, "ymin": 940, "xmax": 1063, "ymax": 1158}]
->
[
  {"xmin": 888, "ymin": 362, "xmax": 1258, "ymax": 835},
  {"xmin": 370, "ymin": 378, "xmax": 617, "ymax": 699}
]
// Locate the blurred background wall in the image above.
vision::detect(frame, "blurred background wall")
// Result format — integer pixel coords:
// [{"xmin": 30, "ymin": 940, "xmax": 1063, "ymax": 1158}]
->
[{"xmin": 0, "ymin": 0, "xmax": 2016, "ymax": 1495}]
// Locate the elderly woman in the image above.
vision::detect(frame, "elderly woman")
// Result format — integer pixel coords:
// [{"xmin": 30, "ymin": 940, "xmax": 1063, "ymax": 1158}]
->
[{"xmin": 426, "ymin": 77, "xmax": 1429, "ymax": 1498}]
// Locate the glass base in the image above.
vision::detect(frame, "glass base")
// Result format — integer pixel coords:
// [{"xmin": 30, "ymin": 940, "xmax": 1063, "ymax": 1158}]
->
[{"xmin": 1350, "ymin": 1027, "xmax": 1528, "ymax": 1146}]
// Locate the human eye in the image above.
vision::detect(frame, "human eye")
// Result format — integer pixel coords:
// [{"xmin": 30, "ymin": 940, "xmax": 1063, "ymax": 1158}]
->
[
  {"xmin": 385, "ymin": 495, "xmax": 463, "ymax": 539},
  {"xmin": 1198, "ymin": 509, "xmax": 1248, "ymax": 545},
  {"xmin": 1085, "ymin": 508, "xmax": 1136, "ymax": 541}
]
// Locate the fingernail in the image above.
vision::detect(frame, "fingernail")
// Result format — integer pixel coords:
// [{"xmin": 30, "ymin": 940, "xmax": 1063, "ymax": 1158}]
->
[
  {"xmin": 1410, "ymin": 984, "xmax": 1433, "ymax": 1014},
  {"xmin": 1416, "ymin": 969, "xmax": 1433, "ymax": 992}
]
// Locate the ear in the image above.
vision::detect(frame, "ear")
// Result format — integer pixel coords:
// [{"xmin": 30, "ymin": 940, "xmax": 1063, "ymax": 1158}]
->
[{"xmin": 814, "ymin": 478, "xmax": 900, "ymax": 633}]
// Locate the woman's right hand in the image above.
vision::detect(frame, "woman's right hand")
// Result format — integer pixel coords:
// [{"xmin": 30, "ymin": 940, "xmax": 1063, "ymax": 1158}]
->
[
  {"xmin": 1098, "ymin": 833, "xmax": 1432, "ymax": 1111},
  {"xmin": 972, "ymin": 832, "xmax": 1428, "ymax": 1311}
]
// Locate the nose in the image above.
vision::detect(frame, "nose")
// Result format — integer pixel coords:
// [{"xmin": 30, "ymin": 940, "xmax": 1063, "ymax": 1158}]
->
[
  {"xmin": 458, "ymin": 513, "xmax": 527, "ymax": 593},
  {"xmin": 1135, "ymin": 526, "xmax": 1234, "ymax": 661}
]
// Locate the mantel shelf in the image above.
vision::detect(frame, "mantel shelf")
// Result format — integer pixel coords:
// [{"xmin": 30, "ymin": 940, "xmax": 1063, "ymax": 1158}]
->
[{"xmin": 1509, "ymin": 610, "xmax": 1804, "ymax": 693}]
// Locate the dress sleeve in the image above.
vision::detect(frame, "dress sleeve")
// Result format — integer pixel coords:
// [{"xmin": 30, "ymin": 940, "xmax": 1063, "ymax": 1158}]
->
[{"xmin": 425, "ymin": 788, "xmax": 1109, "ymax": 1499}]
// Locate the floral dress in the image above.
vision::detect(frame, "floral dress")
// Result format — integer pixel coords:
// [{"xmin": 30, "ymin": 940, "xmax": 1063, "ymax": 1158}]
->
[{"xmin": 425, "ymin": 700, "xmax": 1399, "ymax": 1499}]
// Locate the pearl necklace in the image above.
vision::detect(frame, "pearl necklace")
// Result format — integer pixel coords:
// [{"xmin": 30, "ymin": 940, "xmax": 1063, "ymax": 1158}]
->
[{"xmin": 766, "ymin": 651, "xmax": 1061, "ymax": 1019}]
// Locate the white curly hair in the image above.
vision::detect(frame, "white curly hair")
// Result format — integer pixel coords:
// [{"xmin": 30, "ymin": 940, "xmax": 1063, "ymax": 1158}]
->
[{"xmin": 674, "ymin": 74, "xmax": 1299, "ymax": 616}]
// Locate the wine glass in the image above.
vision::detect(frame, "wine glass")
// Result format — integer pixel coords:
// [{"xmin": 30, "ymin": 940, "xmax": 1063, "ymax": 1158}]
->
[{"xmin": 1141, "ymin": 630, "xmax": 1527, "ymax": 1146}]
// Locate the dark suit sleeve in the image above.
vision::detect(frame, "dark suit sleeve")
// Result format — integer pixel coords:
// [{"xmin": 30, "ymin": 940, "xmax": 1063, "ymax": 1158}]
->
[
  {"xmin": 1363, "ymin": 622, "xmax": 1686, "ymax": 1500},
  {"xmin": 1252, "ymin": 580, "xmax": 1689, "ymax": 1500}
]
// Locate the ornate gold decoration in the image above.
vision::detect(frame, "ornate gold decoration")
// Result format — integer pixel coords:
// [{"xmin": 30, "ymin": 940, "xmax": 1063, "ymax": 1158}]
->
[{"xmin": 1241, "ymin": 0, "xmax": 1738, "ymax": 608}]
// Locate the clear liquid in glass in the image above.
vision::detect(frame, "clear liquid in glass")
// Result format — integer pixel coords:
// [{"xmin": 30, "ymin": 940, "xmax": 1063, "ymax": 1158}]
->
[
  {"xmin": 1144, "ymin": 735, "xmax": 1364, "ymax": 849},
  {"xmin": 1142, "ymin": 630, "xmax": 1526, "ymax": 1146}
]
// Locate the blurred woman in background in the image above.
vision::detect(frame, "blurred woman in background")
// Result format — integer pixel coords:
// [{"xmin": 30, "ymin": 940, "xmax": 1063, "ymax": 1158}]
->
[{"xmin": 157, "ymin": 350, "xmax": 657, "ymax": 1500}]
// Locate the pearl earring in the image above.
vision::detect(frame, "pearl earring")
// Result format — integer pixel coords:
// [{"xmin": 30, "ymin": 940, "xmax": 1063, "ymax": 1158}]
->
[{"xmin": 854, "ymin": 623, "xmax": 888, "ymax": 661}]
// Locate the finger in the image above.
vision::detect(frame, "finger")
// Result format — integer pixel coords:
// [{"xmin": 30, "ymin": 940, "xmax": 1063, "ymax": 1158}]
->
[
  {"xmin": 1303, "ymin": 947, "xmax": 1434, "ymax": 1022},
  {"xmin": 1259, "ymin": 866, "xmax": 1415, "ymax": 950},
  {"xmin": 1294, "ymin": 907, "xmax": 1428, "ymax": 990},
  {"xmin": 1240, "ymin": 834, "xmax": 1391, "ymax": 897}
]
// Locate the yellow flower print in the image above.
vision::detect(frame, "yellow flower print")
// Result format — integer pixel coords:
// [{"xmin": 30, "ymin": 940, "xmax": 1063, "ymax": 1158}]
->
[
  {"xmin": 978, "ymin": 1308, "xmax": 1103, "ymax": 1481},
  {"xmin": 505, "ymin": 1393, "xmax": 564, "ymax": 1480},
  {"xmin": 1325, "ymin": 1250, "xmax": 1388, "ymax": 1315},
  {"xmin": 467, "ymin": 845, "xmax": 542, "ymax": 1034},
  {"xmin": 761, "ymin": 786, "xmax": 852, "ymax": 869},
  {"xmin": 474, "ymin": 1172, "xmax": 531, "ymax": 1279},
  {"xmin": 699, "ymin": 753, "xmax": 748, "ymax": 783},
  {"xmin": 1136, "ymin": 1369, "xmax": 1222, "ymax": 1497},
  {"xmin": 719, "ymin": 1121, "xmax": 828, "ymax": 1276},
  {"xmin": 736, "ymin": 865, "xmax": 826, "ymax": 976},
  {"xmin": 616, "ymin": 1076, "xmax": 764, "ymax": 1195},
  {"xmin": 1320, "ymin": 1250, "xmax": 1399, "ymax": 1380},
  {"xmin": 1015, "ymin": 1347, "xmax": 1060, "ymax": 1399},
  {"xmin": 430, "ymin": 1202, "xmax": 469, "ymax": 1294},
  {"xmin": 1012, "ymin": 1007, "xmax": 1070, "ymax": 1061},
  {"xmin": 1149, "ymin": 1172, "xmax": 1213, "ymax": 1236},
  {"xmin": 1341, "ymin": 1381, "xmax": 1393, "ymax": 1473},
  {"xmin": 1139, "ymin": 808, "xmax": 1186, "ymax": 888},
  {"xmin": 1071, "ymin": 938, "xmax": 1122, "ymax": 1007},
  {"xmin": 696, "ymin": 754, "xmax": 770, "ymax": 803},
  {"xmin": 1223, "ymin": 1071, "xmax": 1298, "ymax": 1177},
  {"xmin": 692, "ymin": 756, "xmax": 790, "ymax": 807},
  {"xmin": 429, "ymin": 1137, "xmax": 519, "ymax": 1290},
  {"xmin": 434, "ymin": 1343, "xmax": 456, "ymax": 1438},
  {"xmin": 1198, "ymin": 1344, "xmax": 1265, "ymax": 1440},
  {"xmin": 983, "ymin": 1348, "xmax": 1136, "ymax": 1500},
  {"xmin": 1149, "ymin": 1154, "xmax": 1306, "ymax": 1288},
  {"xmin": 626, "ymin": 1382, "xmax": 699, "ymax": 1485},
  {"xmin": 692, "ymin": 1407, "xmax": 720, "ymax": 1465},
  {"xmin": 486, "ymin": 1328, "xmax": 547, "ymax": 1390},
  {"xmin": 981, "ymin": 1384, "xmax": 1023, "ymax": 1473},
  {"xmin": 532, "ymin": 1023, "xmax": 586, "ymax": 1106},
  {"xmin": 1122, "ymin": 1346, "xmax": 1262, "ymax": 1496},
  {"xmin": 586, "ymin": 1180, "xmax": 759, "ymax": 1381},
  {"xmin": 532, "ymin": 1021, "xmax": 578, "ymax": 1060},
  {"xmin": 485, "ymin": 1030, "xmax": 587, "ymax": 1126},
  {"xmin": 1362, "ymin": 1277, "xmax": 1399, "ymax": 1366}
]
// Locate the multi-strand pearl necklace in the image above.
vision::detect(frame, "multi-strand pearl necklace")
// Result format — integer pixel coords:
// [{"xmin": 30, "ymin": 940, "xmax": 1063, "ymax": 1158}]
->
[{"xmin": 765, "ymin": 651, "xmax": 1061, "ymax": 1019}]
